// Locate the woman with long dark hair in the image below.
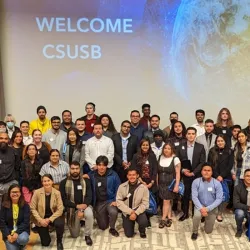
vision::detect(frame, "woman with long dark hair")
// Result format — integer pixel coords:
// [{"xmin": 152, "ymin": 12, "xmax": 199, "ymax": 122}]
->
[
  {"xmin": 99, "ymin": 114, "xmax": 117, "ymax": 138},
  {"xmin": 0, "ymin": 184, "xmax": 30, "ymax": 250},
  {"xmin": 21, "ymin": 144, "xmax": 43, "ymax": 204},
  {"xmin": 62, "ymin": 127, "xmax": 85, "ymax": 167},
  {"xmin": 131, "ymin": 139, "xmax": 158, "ymax": 228},
  {"xmin": 208, "ymin": 134, "xmax": 233, "ymax": 221}
]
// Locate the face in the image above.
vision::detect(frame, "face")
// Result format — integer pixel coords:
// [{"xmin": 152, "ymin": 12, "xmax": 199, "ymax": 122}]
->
[
  {"xmin": 97, "ymin": 163, "xmax": 107, "ymax": 175},
  {"xmin": 70, "ymin": 165, "xmax": 81, "ymax": 178},
  {"xmin": 20, "ymin": 123, "xmax": 29, "ymax": 134},
  {"xmin": 201, "ymin": 166, "xmax": 213, "ymax": 179},
  {"xmin": 10, "ymin": 187, "xmax": 21, "ymax": 203},
  {"xmin": 205, "ymin": 122, "xmax": 214, "ymax": 134},
  {"xmin": 14, "ymin": 133, "xmax": 23, "ymax": 144},
  {"xmin": 127, "ymin": 170, "xmax": 139, "ymax": 183},
  {"xmin": 196, "ymin": 112, "xmax": 205, "ymax": 123},
  {"xmin": 0, "ymin": 125, "xmax": 6, "ymax": 133},
  {"xmin": 216, "ymin": 137, "xmax": 226, "ymax": 149},
  {"xmin": 6, "ymin": 117, "xmax": 15, "ymax": 129},
  {"xmin": 33, "ymin": 131, "xmax": 42, "ymax": 143},
  {"xmin": 62, "ymin": 112, "xmax": 72, "ymax": 124},
  {"xmin": 186, "ymin": 129, "xmax": 196, "ymax": 142},
  {"xmin": 37, "ymin": 109, "xmax": 46, "ymax": 120},
  {"xmin": 27, "ymin": 145, "xmax": 37, "ymax": 157},
  {"xmin": 101, "ymin": 117, "xmax": 109, "ymax": 128},
  {"xmin": 76, "ymin": 120, "xmax": 86, "ymax": 132},
  {"xmin": 174, "ymin": 122, "xmax": 183, "ymax": 135},
  {"xmin": 68, "ymin": 130, "xmax": 77, "ymax": 143},
  {"xmin": 130, "ymin": 112, "xmax": 140, "ymax": 124},
  {"xmin": 238, "ymin": 132, "xmax": 247, "ymax": 145},
  {"xmin": 121, "ymin": 122, "xmax": 131, "ymax": 135},
  {"xmin": 93, "ymin": 125, "xmax": 103, "ymax": 137},
  {"xmin": 50, "ymin": 151, "xmax": 60, "ymax": 163},
  {"xmin": 141, "ymin": 141, "xmax": 150, "ymax": 153},
  {"xmin": 244, "ymin": 171, "xmax": 250, "ymax": 185},
  {"xmin": 142, "ymin": 107, "xmax": 150, "ymax": 116},
  {"xmin": 154, "ymin": 135, "xmax": 163, "ymax": 144},
  {"xmin": 170, "ymin": 114, "xmax": 178, "ymax": 123},
  {"xmin": 42, "ymin": 176, "xmax": 53, "ymax": 189},
  {"xmin": 86, "ymin": 104, "xmax": 94, "ymax": 115},
  {"xmin": 51, "ymin": 119, "xmax": 61, "ymax": 130},
  {"xmin": 221, "ymin": 110, "xmax": 229, "ymax": 121},
  {"xmin": 0, "ymin": 132, "xmax": 9, "ymax": 144},
  {"xmin": 232, "ymin": 128, "xmax": 241, "ymax": 139},
  {"xmin": 150, "ymin": 117, "xmax": 160, "ymax": 129},
  {"xmin": 163, "ymin": 145, "xmax": 173, "ymax": 157}
]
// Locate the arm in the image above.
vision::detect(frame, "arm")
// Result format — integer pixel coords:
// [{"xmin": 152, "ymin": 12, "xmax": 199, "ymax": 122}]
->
[
  {"xmin": 84, "ymin": 179, "xmax": 92, "ymax": 206},
  {"xmin": 208, "ymin": 150, "xmax": 219, "ymax": 178},
  {"xmin": 112, "ymin": 136, "xmax": 123, "ymax": 166},
  {"xmin": 39, "ymin": 165, "xmax": 46, "ymax": 177},
  {"xmin": 30, "ymin": 191, "xmax": 44, "ymax": 223},
  {"xmin": 191, "ymin": 180, "xmax": 203, "ymax": 210},
  {"xmin": 134, "ymin": 187, "xmax": 149, "ymax": 216},
  {"xmin": 49, "ymin": 192, "xmax": 64, "ymax": 223},
  {"xmin": 193, "ymin": 146, "xmax": 206, "ymax": 176},
  {"xmin": 84, "ymin": 141, "xmax": 95, "ymax": 170},
  {"xmin": 233, "ymin": 186, "xmax": 249, "ymax": 211},
  {"xmin": 150, "ymin": 154, "xmax": 158, "ymax": 182},
  {"xmin": 116, "ymin": 186, "xmax": 133, "ymax": 215},
  {"xmin": 59, "ymin": 179, "xmax": 76, "ymax": 208},
  {"xmin": 20, "ymin": 161, "xmax": 26, "ymax": 180},
  {"xmin": 106, "ymin": 139, "xmax": 115, "ymax": 165},
  {"xmin": 206, "ymin": 181, "xmax": 223, "ymax": 211},
  {"xmin": 79, "ymin": 145, "xmax": 85, "ymax": 167},
  {"xmin": 0, "ymin": 207, "xmax": 11, "ymax": 239},
  {"xmin": 220, "ymin": 151, "xmax": 234, "ymax": 178},
  {"xmin": 175, "ymin": 163, "xmax": 181, "ymax": 185},
  {"xmin": 16, "ymin": 204, "xmax": 30, "ymax": 235}
]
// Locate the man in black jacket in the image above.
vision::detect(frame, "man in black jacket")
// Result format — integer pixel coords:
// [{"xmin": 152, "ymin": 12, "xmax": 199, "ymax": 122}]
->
[
  {"xmin": 233, "ymin": 169, "xmax": 250, "ymax": 238},
  {"xmin": 0, "ymin": 132, "xmax": 18, "ymax": 209},
  {"xmin": 176, "ymin": 127, "xmax": 206, "ymax": 221},
  {"xmin": 112, "ymin": 120, "xmax": 137, "ymax": 183},
  {"xmin": 60, "ymin": 161, "xmax": 94, "ymax": 246}
]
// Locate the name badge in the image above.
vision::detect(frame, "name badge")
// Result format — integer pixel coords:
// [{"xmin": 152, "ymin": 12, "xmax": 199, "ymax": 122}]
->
[
  {"xmin": 222, "ymin": 130, "xmax": 226, "ymax": 134},
  {"xmin": 0, "ymin": 159, "xmax": 2, "ymax": 164},
  {"xmin": 126, "ymin": 193, "xmax": 131, "ymax": 198},
  {"xmin": 91, "ymin": 123, "xmax": 94, "ymax": 127},
  {"xmin": 82, "ymin": 141, "xmax": 86, "ymax": 145},
  {"xmin": 98, "ymin": 182, "xmax": 102, "ymax": 187},
  {"xmin": 174, "ymin": 142, "xmax": 180, "ymax": 146},
  {"xmin": 146, "ymin": 160, "xmax": 149, "ymax": 164},
  {"xmin": 182, "ymin": 146, "xmax": 185, "ymax": 150},
  {"xmin": 208, "ymin": 187, "xmax": 213, "ymax": 192},
  {"xmin": 50, "ymin": 138, "xmax": 54, "ymax": 142},
  {"xmin": 77, "ymin": 185, "xmax": 82, "ymax": 190}
]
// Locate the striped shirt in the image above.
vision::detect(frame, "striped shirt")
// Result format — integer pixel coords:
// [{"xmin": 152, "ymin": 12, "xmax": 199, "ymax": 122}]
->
[{"xmin": 39, "ymin": 160, "xmax": 69, "ymax": 184}]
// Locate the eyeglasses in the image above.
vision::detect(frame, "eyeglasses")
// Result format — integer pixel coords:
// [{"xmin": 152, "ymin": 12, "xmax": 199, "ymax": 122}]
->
[{"xmin": 122, "ymin": 125, "xmax": 131, "ymax": 129}]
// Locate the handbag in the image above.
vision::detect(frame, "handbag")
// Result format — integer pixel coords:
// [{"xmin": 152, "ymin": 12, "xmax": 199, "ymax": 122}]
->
[
  {"xmin": 146, "ymin": 191, "xmax": 158, "ymax": 215},
  {"xmin": 168, "ymin": 179, "xmax": 185, "ymax": 196}
]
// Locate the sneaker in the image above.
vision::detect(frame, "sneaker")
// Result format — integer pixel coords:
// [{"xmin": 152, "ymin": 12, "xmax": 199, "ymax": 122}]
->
[
  {"xmin": 140, "ymin": 232, "xmax": 147, "ymax": 238},
  {"xmin": 85, "ymin": 236, "xmax": 93, "ymax": 246},
  {"xmin": 235, "ymin": 231, "xmax": 242, "ymax": 238},
  {"xmin": 191, "ymin": 233, "xmax": 198, "ymax": 240},
  {"xmin": 109, "ymin": 228, "xmax": 119, "ymax": 237}
]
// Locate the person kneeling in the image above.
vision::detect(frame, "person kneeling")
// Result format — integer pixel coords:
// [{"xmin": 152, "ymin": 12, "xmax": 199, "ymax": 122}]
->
[
  {"xmin": 0, "ymin": 184, "xmax": 30, "ymax": 250},
  {"xmin": 116, "ymin": 168, "xmax": 149, "ymax": 238},
  {"xmin": 60, "ymin": 161, "xmax": 94, "ymax": 246},
  {"xmin": 191, "ymin": 164, "xmax": 223, "ymax": 240},
  {"xmin": 30, "ymin": 174, "xmax": 64, "ymax": 250}
]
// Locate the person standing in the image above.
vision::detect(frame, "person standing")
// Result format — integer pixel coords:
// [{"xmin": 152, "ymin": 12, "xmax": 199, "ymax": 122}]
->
[
  {"xmin": 75, "ymin": 118, "xmax": 92, "ymax": 142},
  {"xmin": 191, "ymin": 109, "xmax": 206, "ymax": 137},
  {"xmin": 99, "ymin": 114, "xmax": 117, "ymax": 138},
  {"xmin": 20, "ymin": 121, "xmax": 33, "ymax": 145},
  {"xmin": 60, "ymin": 110, "xmax": 75, "ymax": 133},
  {"xmin": 139, "ymin": 104, "xmax": 151, "ymax": 131},
  {"xmin": 151, "ymin": 130, "xmax": 165, "ymax": 160},
  {"xmin": 163, "ymin": 112, "xmax": 179, "ymax": 136},
  {"xmin": 130, "ymin": 110, "xmax": 145, "ymax": 144}
]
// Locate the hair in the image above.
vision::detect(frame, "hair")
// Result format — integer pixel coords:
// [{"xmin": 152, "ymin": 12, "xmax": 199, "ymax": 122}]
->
[
  {"xmin": 85, "ymin": 102, "xmax": 96, "ymax": 111},
  {"xmin": 170, "ymin": 112, "xmax": 178, "ymax": 117},
  {"xmin": 2, "ymin": 184, "xmax": 25, "ymax": 208},
  {"xmin": 99, "ymin": 114, "xmax": 117, "ymax": 133},
  {"xmin": 66, "ymin": 127, "xmax": 82, "ymax": 151},
  {"xmin": 42, "ymin": 174, "xmax": 54, "ymax": 182},
  {"xmin": 96, "ymin": 155, "xmax": 109, "ymax": 166},
  {"xmin": 186, "ymin": 127, "xmax": 197, "ymax": 134},
  {"xmin": 234, "ymin": 130, "xmax": 249, "ymax": 164},
  {"xmin": 32, "ymin": 129, "xmax": 42, "ymax": 137},
  {"xmin": 0, "ymin": 121, "xmax": 6, "ymax": 127},
  {"xmin": 4, "ymin": 114, "xmax": 16, "ymax": 124},
  {"xmin": 169, "ymin": 120, "xmax": 186, "ymax": 138},
  {"xmin": 50, "ymin": 149, "xmax": 60, "ymax": 156},
  {"xmin": 62, "ymin": 110, "xmax": 72, "ymax": 116},
  {"xmin": 150, "ymin": 114, "xmax": 160, "ymax": 121},
  {"xmin": 160, "ymin": 142, "xmax": 175, "ymax": 158},
  {"xmin": 93, "ymin": 122, "xmax": 103, "ymax": 129},
  {"xmin": 195, "ymin": 109, "xmax": 205, "ymax": 116},
  {"xmin": 24, "ymin": 143, "xmax": 39, "ymax": 159},
  {"xmin": 51, "ymin": 116, "xmax": 61, "ymax": 122},
  {"xmin": 142, "ymin": 104, "xmax": 150, "ymax": 109},
  {"xmin": 201, "ymin": 163, "xmax": 213, "ymax": 171},
  {"xmin": 130, "ymin": 110, "xmax": 140, "ymax": 116},
  {"xmin": 231, "ymin": 124, "xmax": 242, "ymax": 131},
  {"xmin": 136, "ymin": 139, "xmax": 152, "ymax": 166},
  {"xmin": 36, "ymin": 105, "xmax": 47, "ymax": 114},
  {"xmin": 244, "ymin": 169, "xmax": 250, "ymax": 175},
  {"xmin": 70, "ymin": 161, "xmax": 80, "ymax": 167},
  {"xmin": 121, "ymin": 120, "xmax": 131, "ymax": 126},
  {"xmin": 20, "ymin": 120, "xmax": 29, "ymax": 127},
  {"xmin": 205, "ymin": 119, "xmax": 214, "ymax": 124},
  {"xmin": 75, "ymin": 117, "xmax": 85, "ymax": 125},
  {"xmin": 216, "ymin": 108, "xmax": 234, "ymax": 128},
  {"xmin": 9, "ymin": 130, "xmax": 23, "ymax": 147},
  {"xmin": 127, "ymin": 167, "xmax": 139, "ymax": 175}
]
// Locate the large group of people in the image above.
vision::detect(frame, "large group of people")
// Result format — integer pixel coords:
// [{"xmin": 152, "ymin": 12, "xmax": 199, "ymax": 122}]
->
[{"xmin": 0, "ymin": 103, "xmax": 250, "ymax": 250}]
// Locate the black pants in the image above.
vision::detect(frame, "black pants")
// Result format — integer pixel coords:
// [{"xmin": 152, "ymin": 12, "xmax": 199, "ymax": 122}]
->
[
  {"xmin": 122, "ymin": 212, "xmax": 148, "ymax": 238},
  {"xmin": 182, "ymin": 176, "xmax": 195, "ymax": 215},
  {"xmin": 37, "ymin": 216, "xmax": 65, "ymax": 246}
]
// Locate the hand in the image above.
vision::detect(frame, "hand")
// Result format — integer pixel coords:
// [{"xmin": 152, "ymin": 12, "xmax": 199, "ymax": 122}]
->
[
  {"xmin": 7, "ymin": 235, "xmax": 14, "ymax": 243},
  {"xmin": 217, "ymin": 176, "xmax": 223, "ymax": 182},
  {"xmin": 40, "ymin": 219, "xmax": 49, "ymax": 227},
  {"xmin": 122, "ymin": 161, "xmax": 129, "ymax": 169},
  {"xmin": 173, "ymin": 185, "xmax": 179, "ymax": 193},
  {"xmin": 45, "ymin": 218, "xmax": 51, "ymax": 225},
  {"xmin": 110, "ymin": 202, "xmax": 117, "ymax": 207},
  {"xmin": 232, "ymin": 174, "xmax": 236, "ymax": 181},
  {"xmin": 185, "ymin": 171, "xmax": 194, "ymax": 177},
  {"xmin": 146, "ymin": 183, "xmax": 153, "ymax": 189},
  {"xmin": 11, "ymin": 233, "xmax": 18, "ymax": 241},
  {"xmin": 92, "ymin": 165, "xmax": 97, "ymax": 170},
  {"xmin": 77, "ymin": 204, "xmax": 87, "ymax": 210},
  {"xmin": 183, "ymin": 169, "xmax": 190, "ymax": 177},
  {"xmin": 82, "ymin": 174, "xmax": 90, "ymax": 179},
  {"xmin": 200, "ymin": 207, "xmax": 208, "ymax": 217},
  {"xmin": 77, "ymin": 211, "xmax": 84, "ymax": 219},
  {"xmin": 129, "ymin": 212, "xmax": 137, "ymax": 221}
]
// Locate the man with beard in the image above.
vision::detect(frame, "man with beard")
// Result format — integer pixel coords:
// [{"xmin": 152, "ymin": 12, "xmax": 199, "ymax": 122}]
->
[
  {"xmin": 60, "ymin": 161, "xmax": 94, "ymax": 246},
  {"xmin": 191, "ymin": 110, "xmax": 205, "ymax": 137},
  {"xmin": 60, "ymin": 110, "xmax": 75, "ymax": 132},
  {"xmin": 0, "ymin": 132, "xmax": 18, "ymax": 208}
]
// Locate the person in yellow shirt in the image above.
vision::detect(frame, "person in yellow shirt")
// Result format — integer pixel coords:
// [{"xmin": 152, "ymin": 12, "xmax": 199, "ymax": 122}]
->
[{"xmin": 29, "ymin": 106, "xmax": 51, "ymax": 135}]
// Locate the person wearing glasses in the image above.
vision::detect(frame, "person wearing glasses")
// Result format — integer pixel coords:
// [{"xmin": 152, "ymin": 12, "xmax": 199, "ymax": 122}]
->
[{"xmin": 130, "ymin": 110, "xmax": 146, "ymax": 145}]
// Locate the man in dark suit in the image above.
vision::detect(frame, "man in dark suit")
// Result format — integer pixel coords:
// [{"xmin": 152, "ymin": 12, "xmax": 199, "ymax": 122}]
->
[
  {"xmin": 176, "ymin": 127, "xmax": 206, "ymax": 221},
  {"xmin": 112, "ymin": 120, "xmax": 138, "ymax": 183}
]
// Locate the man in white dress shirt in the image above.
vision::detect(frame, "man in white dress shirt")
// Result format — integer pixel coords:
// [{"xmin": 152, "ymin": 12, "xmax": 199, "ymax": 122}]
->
[
  {"xmin": 85, "ymin": 123, "xmax": 114, "ymax": 170},
  {"xmin": 191, "ymin": 109, "xmax": 205, "ymax": 137}
]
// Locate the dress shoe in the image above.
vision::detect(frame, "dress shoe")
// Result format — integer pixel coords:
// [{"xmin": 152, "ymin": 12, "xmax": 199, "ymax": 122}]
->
[
  {"xmin": 191, "ymin": 233, "xmax": 198, "ymax": 240},
  {"xmin": 85, "ymin": 236, "xmax": 93, "ymax": 246},
  {"xmin": 179, "ymin": 214, "xmax": 189, "ymax": 221},
  {"xmin": 172, "ymin": 202, "xmax": 178, "ymax": 211},
  {"xmin": 57, "ymin": 242, "xmax": 64, "ymax": 250},
  {"xmin": 235, "ymin": 231, "xmax": 242, "ymax": 238},
  {"xmin": 201, "ymin": 217, "xmax": 205, "ymax": 223},
  {"xmin": 109, "ymin": 228, "xmax": 119, "ymax": 237},
  {"xmin": 140, "ymin": 232, "xmax": 147, "ymax": 238}
]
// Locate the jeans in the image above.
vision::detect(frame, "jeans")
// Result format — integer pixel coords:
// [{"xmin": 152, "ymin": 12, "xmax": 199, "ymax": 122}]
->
[
  {"xmin": 235, "ymin": 209, "xmax": 249, "ymax": 232},
  {"xmin": 5, "ymin": 231, "xmax": 29, "ymax": 250}
]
